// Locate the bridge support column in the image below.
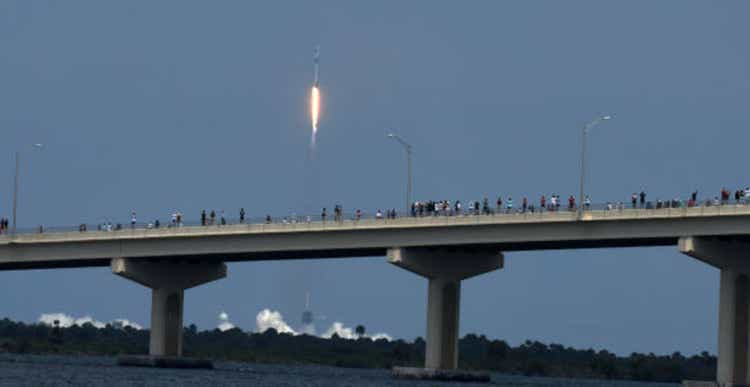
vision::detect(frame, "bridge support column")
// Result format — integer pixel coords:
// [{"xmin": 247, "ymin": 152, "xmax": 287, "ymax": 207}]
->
[
  {"xmin": 680, "ymin": 237, "xmax": 750, "ymax": 387},
  {"xmin": 111, "ymin": 258, "xmax": 226, "ymax": 358},
  {"xmin": 388, "ymin": 247, "xmax": 502, "ymax": 380}
]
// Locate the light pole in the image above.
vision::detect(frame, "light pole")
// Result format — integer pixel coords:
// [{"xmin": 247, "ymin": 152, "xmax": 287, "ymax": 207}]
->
[
  {"xmin": 11, "ymin": 144, "xmax": 44, "ymax": 237},
  {"xmin": 578, "ymin": 115, "xmax": 611, "ymax": 220},
  {"xmin": 387, "ymin": 133, "xmax": 412, "ymax": 214}
]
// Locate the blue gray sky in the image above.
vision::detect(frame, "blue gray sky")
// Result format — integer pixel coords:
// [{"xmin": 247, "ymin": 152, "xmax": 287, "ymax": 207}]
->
[{"xmin": 1, "ymin": 1, "xmax": 749, "ymax": 355}]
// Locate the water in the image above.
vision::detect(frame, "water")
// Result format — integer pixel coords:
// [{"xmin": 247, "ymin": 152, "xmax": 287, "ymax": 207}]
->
[{"xmin": 0, "ymin": 354, "xmax": 679, "ymax": 387}]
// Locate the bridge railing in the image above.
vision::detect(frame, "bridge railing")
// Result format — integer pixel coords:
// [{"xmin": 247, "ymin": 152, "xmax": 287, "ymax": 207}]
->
[{"xmin": 1, "ymin": 199, "xmax": 750, "ymax": 239}]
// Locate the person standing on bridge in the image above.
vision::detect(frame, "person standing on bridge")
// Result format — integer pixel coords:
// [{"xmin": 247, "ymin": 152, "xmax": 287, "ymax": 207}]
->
[
  {"xmin": 334, "ymin": 204, "xmax": 342, "ymax": 222},
  {"xmin": 540, "ymin": 195, "xmax": 546, "ymax": 212},
  {"xmin": 522, "ymin": 197, "xmax": 528, "ymax": 213},
  {"xmin": 130, "ymin": 211, "xmax": 137, "ymax": 229},
  {"xmin": 209, "ymin": 210, "xmax": 215, "ymax": 225},
  {"xmin": 585, "ymin": 195, "xmax": 591, "ymax": 209},
  {"xmin": 639, "ymin": 191, "xmax": 646, "ymax": 208},
  {"xmin": 631, "ymin": 193, "xmax": 637, "ymax": 209},
  {"xmin": 321, "ymin": 208, "xmax": 327, "ymax": 222},
  {"xmin": 239, "ymin": 208, "xmax": 246, "ymax": 224},
  {"xmin": 201, "ymin": 210, "xmax": 207, "ymax": 226},
  {"xmin": 506, "ymin": 197, "xmax": 513, "ymax": 213}
]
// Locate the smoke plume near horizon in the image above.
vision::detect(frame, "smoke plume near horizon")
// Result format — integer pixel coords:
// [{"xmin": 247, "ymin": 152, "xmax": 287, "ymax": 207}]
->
[
  {"xmin": 36, "ymin": 309, "xmax": 391, "ymax": 341},
  {"xmin": 39, "ymin": 313, "xmax": 142, "ymax": 330},
  {"xmin": 255, "ymin": 308, "xmax": 391, "ymax": 341},
  {"xmin": 217, "ymin": 311, "xmax": 235, "ymax": 331}
]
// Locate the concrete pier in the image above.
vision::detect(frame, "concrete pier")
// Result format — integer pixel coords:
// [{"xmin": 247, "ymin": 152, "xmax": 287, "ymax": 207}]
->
[
  {"xmin": 680, "ymin": 237, "xmax": 750, "ymax": 387},
  {"xmin": 111, "ymin": 258, "xmax": 226, "ymax": 358},
  {"xmin": 388, "ymin": 247, "xmax": 502, "ymax": 379}
]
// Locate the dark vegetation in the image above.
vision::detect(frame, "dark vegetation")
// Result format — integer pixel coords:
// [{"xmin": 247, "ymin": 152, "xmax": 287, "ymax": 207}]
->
[{"xmin": 0, "ymin": 318, "xmax": 715, "ymax": 383}]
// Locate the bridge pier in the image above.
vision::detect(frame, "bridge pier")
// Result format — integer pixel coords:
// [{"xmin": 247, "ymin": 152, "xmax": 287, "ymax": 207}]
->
[
  {"xmin": 680, "ymin": 237, "xmax": 750, "ymax": 387},
  {"xmin": 388, "ymin": 247, "xmax": 502, "ymax": 381},
  {"xmin": 111, "ymin": 258, "xmax": 226, "ymax": 358}
]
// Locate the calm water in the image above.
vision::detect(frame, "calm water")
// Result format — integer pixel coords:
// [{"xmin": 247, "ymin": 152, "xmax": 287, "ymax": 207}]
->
[{"xmin": 0, "ymin": 354, "xmax": 679, "ymax": 387}]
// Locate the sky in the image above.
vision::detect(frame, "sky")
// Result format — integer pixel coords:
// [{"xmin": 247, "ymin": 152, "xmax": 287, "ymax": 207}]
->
[{"xmin": 1, "ymin": 0, "xmax": 749, "ymax": 356}]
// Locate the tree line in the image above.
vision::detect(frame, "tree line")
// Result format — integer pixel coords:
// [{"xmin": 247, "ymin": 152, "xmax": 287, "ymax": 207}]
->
[{"xmin": 0, "ymin": 318, "xmax": 715, "ymax": 383}]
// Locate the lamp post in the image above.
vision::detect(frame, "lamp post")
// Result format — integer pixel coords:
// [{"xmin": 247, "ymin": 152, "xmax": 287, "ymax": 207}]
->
[
  {"xmin": 578, "ymin": 116, "xmax": 611, "ymax": 220},
  {"xmin": 11, "ymin": 144, "xmax": 44, "ymax": 237},
  {"xmin": 387, "ymin": 133, "xmax": 412, "ymax": 214}
]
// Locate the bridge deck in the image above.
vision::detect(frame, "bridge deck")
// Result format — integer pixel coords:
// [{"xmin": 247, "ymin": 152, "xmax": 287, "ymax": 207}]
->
[{"xmin": 1, "ymin": 205, "xmax": 749, "ymax": 270}]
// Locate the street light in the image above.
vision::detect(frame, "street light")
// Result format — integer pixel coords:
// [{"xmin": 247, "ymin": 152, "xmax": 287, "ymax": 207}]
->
[
  {"xmin": 387, "ymin": 132, "xmax": 412, "ymax": 214},
  {"xmin": 578, "ymin": 115, "xmax": 612, "ymax": 220},
  {"xmin": 11, "ymin": 143, "xmax": 44, "ymax": 237}
]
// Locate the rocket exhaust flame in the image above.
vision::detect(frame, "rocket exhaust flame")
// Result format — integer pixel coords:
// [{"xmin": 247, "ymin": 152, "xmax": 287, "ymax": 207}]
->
[{"xmin": 311, "ymin": 86, "xmax": 320, "ymax": 135}]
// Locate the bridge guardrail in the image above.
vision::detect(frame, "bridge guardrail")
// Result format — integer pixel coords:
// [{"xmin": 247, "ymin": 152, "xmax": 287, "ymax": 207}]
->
[{"xmin": 1, "ymin": 200, "xmax": 749, "ymax": 240}]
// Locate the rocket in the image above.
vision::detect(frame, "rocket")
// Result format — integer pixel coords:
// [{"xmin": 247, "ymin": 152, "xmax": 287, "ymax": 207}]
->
[
  {"xmin": 313, "ymin": 45, "xmax": 320, "ymax": 87},
  {"xmin": 310, "ymin": 45, "xmax": 321, "ymax": 145}
]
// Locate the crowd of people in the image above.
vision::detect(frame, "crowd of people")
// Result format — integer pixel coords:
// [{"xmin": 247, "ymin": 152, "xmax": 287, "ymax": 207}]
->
[
  {"xmin": 405, "ymin": 187, "xmax": 750, "ymax": 219},
  {"xmin": 3, "ymin": 186, "xmax": 750, "ymax": 236}
]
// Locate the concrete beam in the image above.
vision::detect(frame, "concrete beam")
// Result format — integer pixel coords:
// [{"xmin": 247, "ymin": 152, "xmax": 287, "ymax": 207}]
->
[
  {"xmin": 679, "ymin": 237, "xmax": 750, "ymax": 273},
  {"xmin": 679, "ymin": 237, "xmax": 750, "ymax": 386},
  {"xmin": 388, "ymin": 247, "xmax": 503, "ymax": 371},
  {"xmin": 112, "ymin": 258, "xmax": 226, "ymax": 357},
  {"xmin": 112, "ymin": 258, "xmax": 227, "ymax": 290},
  {"xmin": 388, "ymin": 247, "xmax": 503, "ymax": 281}
]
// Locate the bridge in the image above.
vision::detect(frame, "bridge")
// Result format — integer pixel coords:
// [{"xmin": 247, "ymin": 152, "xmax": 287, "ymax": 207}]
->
[{"xmin": 2, "ymin": 205, "xmax": 750, "ymax": 385}]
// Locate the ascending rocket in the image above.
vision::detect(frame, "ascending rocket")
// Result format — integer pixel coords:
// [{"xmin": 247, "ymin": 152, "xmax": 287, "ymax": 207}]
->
[{"xmin": 310, "ymin": 45, "xmax": 321, "ymax": 145}]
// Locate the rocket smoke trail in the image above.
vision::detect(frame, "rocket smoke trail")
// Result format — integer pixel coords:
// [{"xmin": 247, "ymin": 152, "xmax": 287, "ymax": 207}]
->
[
  {"xmin": 310, "ymin": 45, "xmax": 321, "ymax": 154},
  {"xmin": 303, "ymin": 45, "xmax": 322, "ymax": 213}
]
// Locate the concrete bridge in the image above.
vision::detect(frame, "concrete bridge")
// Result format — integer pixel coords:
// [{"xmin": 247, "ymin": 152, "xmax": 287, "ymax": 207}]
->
[{"xmin": 2, "ymin": 205, "xmax": 750, "ymax": 385}]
